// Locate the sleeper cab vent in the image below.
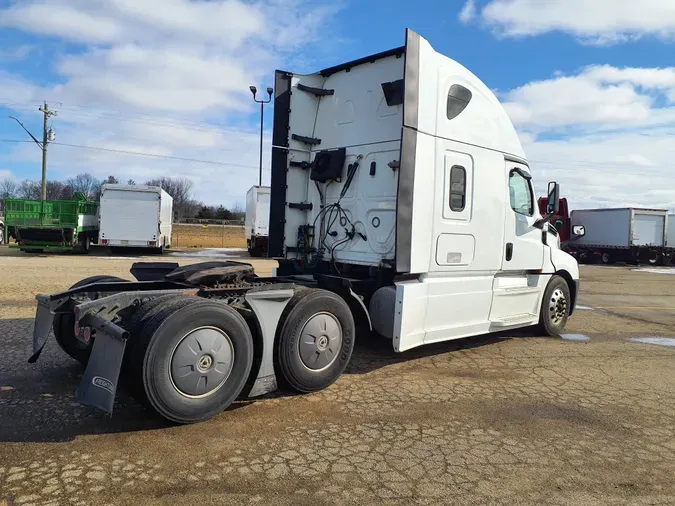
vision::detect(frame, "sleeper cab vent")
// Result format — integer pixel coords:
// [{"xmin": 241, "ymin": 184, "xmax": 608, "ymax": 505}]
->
[
  {"xmin": 447, "ymin": 84, "xmax": 472, "ymax": 120},
  {"xmin": 310, "ymin": 147, "xmax": 346, "ymax": 183}
]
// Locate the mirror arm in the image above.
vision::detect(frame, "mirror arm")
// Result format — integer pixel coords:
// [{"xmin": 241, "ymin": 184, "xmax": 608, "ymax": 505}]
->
[{"xmin": 534, "ymin": 214, "xmax": 554, "ymax": 229}]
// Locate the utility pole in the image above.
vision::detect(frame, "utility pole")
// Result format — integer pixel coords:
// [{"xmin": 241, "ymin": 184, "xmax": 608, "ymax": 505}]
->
[
  {"xmin": 39, "ymin": 102, "xmax": 57, "ymax": 201},
  {"xmin": 9, "ymin": 102, "xmax": 57, "ymax": 201}
]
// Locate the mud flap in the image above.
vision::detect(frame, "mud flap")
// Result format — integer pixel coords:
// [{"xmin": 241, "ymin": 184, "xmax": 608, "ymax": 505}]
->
[
  {"xmin": 76, "ymin": 327, "xmax": 127, "ymax": 415},
  {"xmin": 28, "ymin": 297, "xmax": 56, "ymax": 363}
]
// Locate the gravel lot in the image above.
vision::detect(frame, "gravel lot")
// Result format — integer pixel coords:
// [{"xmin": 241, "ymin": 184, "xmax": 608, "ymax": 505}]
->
[{"xmin": 1, "ymin": 249, "xmax": 674, "ymax": 506}]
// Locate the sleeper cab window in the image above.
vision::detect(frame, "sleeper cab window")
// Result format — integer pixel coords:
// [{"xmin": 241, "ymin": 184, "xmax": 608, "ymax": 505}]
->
[
  {"xmin": 447, "ymin": 84, "xmax": 472, "ymax": 120},
  {"xmin": 449, "ymin": 165, "xmax": 466, "ymax": 212},
  {"xmin": 509, "ymin": 169, "xmax": 533, "ymax": 216}
]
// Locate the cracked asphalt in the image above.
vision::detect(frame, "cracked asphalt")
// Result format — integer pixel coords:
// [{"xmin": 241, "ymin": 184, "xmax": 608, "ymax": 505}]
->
[{"xmin": 1, "ymin": 250, "xmax": 675, "ymax": 505}]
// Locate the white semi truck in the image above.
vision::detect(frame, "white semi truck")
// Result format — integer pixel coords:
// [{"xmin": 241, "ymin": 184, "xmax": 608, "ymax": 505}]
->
[
  {"xmin": 245, "ymin": 185, "xmax": 270, "ymax": 257},
  {"xmin": 99, "ymin": 184, "xmax": 173, "ymax": 253},
  {"xmin": 28, "ymin": 29, "xmax": 579, "ymax": 425}
]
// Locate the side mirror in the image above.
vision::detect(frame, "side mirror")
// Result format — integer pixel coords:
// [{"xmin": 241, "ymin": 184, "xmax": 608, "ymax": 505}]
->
[
  {"xmin": 573, "ymin": 225, "xmax": 585, "ymax": 237},
  {"xmin": 547, "ymin": 181, "xmax": 560, "ymax": 215}
]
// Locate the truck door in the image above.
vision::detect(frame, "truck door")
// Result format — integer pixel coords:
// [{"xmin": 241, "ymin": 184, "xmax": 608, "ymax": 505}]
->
[
  {"xmin": 501, "ymin": 163, "xmax": 544, "ymax": 272},
  {"xmin": 488, "ymin": 161, "xmax": 546, "ymax": 325}
]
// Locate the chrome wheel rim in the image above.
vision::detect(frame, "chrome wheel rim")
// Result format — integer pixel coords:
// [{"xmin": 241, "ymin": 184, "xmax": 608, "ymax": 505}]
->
[
  {"xmin": 548, "ymin": 288, "xmax": 568, "ymax": 326},
  {"xmin": 170, "ymin": 326, "xmax": 234, "ymax": 398},
  {"xmin": 298, "ymin": 312, "xmax": 342, "ymax": 371}
]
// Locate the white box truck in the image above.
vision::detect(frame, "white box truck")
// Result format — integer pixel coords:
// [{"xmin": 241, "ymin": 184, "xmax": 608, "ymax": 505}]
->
[
  {"xmin": 99, "ymin": 184, "xmax": 173, "ymax": 252},
  {"xmin": 567, "ymin": 208, "xmax": 671, "ymax": 265},
  {"xmin": 28, "ymin": 29, "xmax": 579, "ymax": 425},
  {"xmin": 245, "ymin": 185, "xmax": 270, "ymax": 257}
]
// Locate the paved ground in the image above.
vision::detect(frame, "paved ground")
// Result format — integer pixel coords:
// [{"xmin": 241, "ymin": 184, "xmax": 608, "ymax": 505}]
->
[{"xmin": 1, "ymin": 251, "xmax": 675, "ymax": 506}]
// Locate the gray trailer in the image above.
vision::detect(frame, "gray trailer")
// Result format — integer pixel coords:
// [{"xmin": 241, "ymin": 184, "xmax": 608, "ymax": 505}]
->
[{"xmin": 566, "ymin": 208, "xmax": 671, "ymax": 265}]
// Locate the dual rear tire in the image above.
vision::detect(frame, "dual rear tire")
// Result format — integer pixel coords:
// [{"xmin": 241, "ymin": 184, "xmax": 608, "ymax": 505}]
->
[
  {"xmin": 54, "ymin": 276, "xmax": 355, "ymax": 424},
  {"xmin": 53, "ymin": 275, "xmax": 129, "ymax": 364},
  {"xmin": 131, "ymin": 288, "xmax": 355, "ymax": 424},
  {"xmin": 131, "ymin": 297, "xmax": 254, "ymax": 424}
]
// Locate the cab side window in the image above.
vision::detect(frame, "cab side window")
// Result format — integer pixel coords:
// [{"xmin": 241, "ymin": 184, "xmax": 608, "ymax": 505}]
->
[{"xmin": 509, "ymin": 170, "xmax": 533, "ymax": 216}]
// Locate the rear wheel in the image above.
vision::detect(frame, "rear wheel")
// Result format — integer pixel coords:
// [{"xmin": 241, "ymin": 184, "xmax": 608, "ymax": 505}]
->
[
  {"xmin": 53, "ymin": 275, "xmax": 129, "ymax": 365},
  {"xmin": 600, "ymin": 252, "xmax": 612, "ymax": 265},
  {"xmin": 135, "ymin": 298, "xmax": 254, "ymax": 424},
  {"xmin": 647, "ymin": 251, "xmax": 663, "ymax": 266},
  {"xmin": 124, "ymin": 295, "xmax": 201, "ymax": 397},
  {"xmin": 78, "ymin": 233, "xmax": 91, "ymax": 254},
  {"xmin": 276, "ymin": 289, "xmax": 355, "ymax": 393},
  {"xmin": 537, "ymin": 275, "xmax": 571, "ymax": 336}
]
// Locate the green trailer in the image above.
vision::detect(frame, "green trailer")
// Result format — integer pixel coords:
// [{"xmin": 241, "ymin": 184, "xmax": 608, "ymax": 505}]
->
[{"xmin": 4, "ymin": 193, "xmax": 99, "ymax": 253}]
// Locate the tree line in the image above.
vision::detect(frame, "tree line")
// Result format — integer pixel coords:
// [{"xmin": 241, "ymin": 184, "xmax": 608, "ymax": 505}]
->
[{"xmin": 0, "ymin": 174, "xmax": 243, "ymax": 221}]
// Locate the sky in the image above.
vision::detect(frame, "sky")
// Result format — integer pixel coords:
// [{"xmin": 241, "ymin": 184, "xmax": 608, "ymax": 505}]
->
[{"xmin": 0, "ymin": 0, "xmax": 675, "ymax": 211}]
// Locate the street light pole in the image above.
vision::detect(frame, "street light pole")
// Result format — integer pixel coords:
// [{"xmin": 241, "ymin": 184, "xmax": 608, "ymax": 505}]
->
[{"xmin": 249, "ymin": 86, "xmax": 273, "ymax": 187}]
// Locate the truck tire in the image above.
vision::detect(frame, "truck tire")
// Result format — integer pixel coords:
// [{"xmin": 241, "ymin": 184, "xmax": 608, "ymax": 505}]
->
[
  {"xmin": 647, "ymin": 251, "xmax": 663, "ymax": 266},
  {"xmin": 53, "ymin": 275, "xmax": 129, "ymax": 365},
  {"xmin": 537, "ymin": 275, "xmax": 571, "ymax": 336},
  {"xmin": 600, "ymin": 252, "xmax": 612, "ymax": 265},
  {"xmin": 124, "ymin": 294, "xmax": 201, "ymax": 397},
  {"xmin": 135, "ymin": 298, "xmax": 254, "ymax": 424},
  {"xmin": 276, "ymin": 288, "xmax": 355, "ymax": 393},
  {"xmin": 78, "ymin": 233, "xmax": 91, "ymax": 254}
]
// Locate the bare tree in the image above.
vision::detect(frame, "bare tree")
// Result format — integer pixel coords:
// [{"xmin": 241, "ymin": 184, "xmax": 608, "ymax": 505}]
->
[
  {"xmin": 145, "ymin": 176, "xmax": 194, "ymax": 219},
  {"xmin": 18, "ymin": 180, "xmax": 41, "ymax": 200},
  {"xmin": 230, "ymin": 203, "xmax": 245, "ymax": 220},
  {"xmin": 0, "ymin": 179, "xmax": 17, "ymax": 199},
  {"xmin": 46, "ymin": 181, "xmax": 68, "ymax": 200},
  {"xmin": 104, "ymin": 175, "xmax": 119, "ymax": 184},
  {"xmin": 127, "ymin": 179, "xmax": 136, "ymax": 185},
  {"xmin": 66, "ymin": 173, "xmax": 100, "ymax": 200}
]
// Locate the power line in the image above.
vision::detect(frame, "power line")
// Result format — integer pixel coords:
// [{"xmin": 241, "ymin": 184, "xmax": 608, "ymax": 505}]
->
[
  {"xmin": 0, "ymin": 98, "xmax": 261, "ymax": 137},
  {"xmin": 51, "ymin": 141, "xmax": 267, "ymax": 170}
]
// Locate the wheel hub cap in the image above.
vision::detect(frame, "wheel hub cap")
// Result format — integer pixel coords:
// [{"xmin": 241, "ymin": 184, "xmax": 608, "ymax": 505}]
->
[
  {"xmin": 299, "ymin": 313, "xmax": 342, "ymax": 371},
  {"xmin": 170, "ymin": 327, "xmax": 234, "ymax": 397},
  {"xmin": 548, "ymin": 288, "xmax": 568, "ymax": 325}
]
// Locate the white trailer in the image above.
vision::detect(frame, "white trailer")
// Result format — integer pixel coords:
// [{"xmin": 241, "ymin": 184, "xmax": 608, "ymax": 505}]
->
[
  {"xmin": 29, "ymin": 29, "xmax": 579, "ymax": 425},
  {"xmin": 99, "ymin": 184, "xmax": 173, "ymax": 252},
  {"xmin": 567, "ymin": 208, "xmax": 670, "ymax": 265},
  {"xmin": 245, "ymin": 185, "xmax": 270, "ymax": 257},
  {"xmin": 667, "ymin": 214, "xmax": 675, "ymax": 248}
]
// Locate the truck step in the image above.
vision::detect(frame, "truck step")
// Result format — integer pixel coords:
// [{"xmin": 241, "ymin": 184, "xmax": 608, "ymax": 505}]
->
[{"xmin": 490, "ymin": 313, "xmax": 538, "ymax": 327}]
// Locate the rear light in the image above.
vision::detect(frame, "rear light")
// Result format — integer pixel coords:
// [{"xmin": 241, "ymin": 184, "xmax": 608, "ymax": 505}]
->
[
  {"xmin": 101, "ymin": 239, "xmax": 109, "ymax": 245},
  {"xmin": 148, "ymin": 241, "xmax": 156, "ymax": 247},
  {"xmin": 19, "ymin": 240, "xmax": 25, "ymax": 246}
]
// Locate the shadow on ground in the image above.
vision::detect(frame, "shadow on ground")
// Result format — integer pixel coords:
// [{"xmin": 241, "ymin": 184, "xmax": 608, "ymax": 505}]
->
[{"xmin": 0, "ymin": 317, "xmax": 522, "ymax": 443}]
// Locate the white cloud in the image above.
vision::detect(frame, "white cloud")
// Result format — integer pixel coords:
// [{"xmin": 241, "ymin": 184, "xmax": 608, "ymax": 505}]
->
[
  {"xmin": 459, "ymin": 0, "xmax": 477, "ymax": 24},
  {"xmin": 0, "ymin": 45, "xmax": 34, "ymax": 63},
  {"xmin": 0, "ymin": 0, "xmax": 344, "ymax": 207},
  {"xmin": 474, "ymin": 0, "xmax": 675, "ymax": 44},
  {"xmin": 503, "ymin": 66, "xmax": 675, "ymax": 211},
  {"xmin": 502, "ymin": 65, "xmax": 675, "ymax": 132}
]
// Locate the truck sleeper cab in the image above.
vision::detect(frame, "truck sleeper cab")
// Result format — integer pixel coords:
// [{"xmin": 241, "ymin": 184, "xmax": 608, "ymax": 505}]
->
[{"xmin": 28, "ymin": 29, "xmax": 579, "ymax": 425}]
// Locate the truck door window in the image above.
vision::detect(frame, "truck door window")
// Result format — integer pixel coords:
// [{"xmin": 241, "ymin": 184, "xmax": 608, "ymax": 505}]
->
[
  {"xmin": 449, "ymin": 165, "xmax": 466, "ymax": 211},
  {"xmin": 509, "ymin": 169, "xmax": 533, "ymax": 216}
]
